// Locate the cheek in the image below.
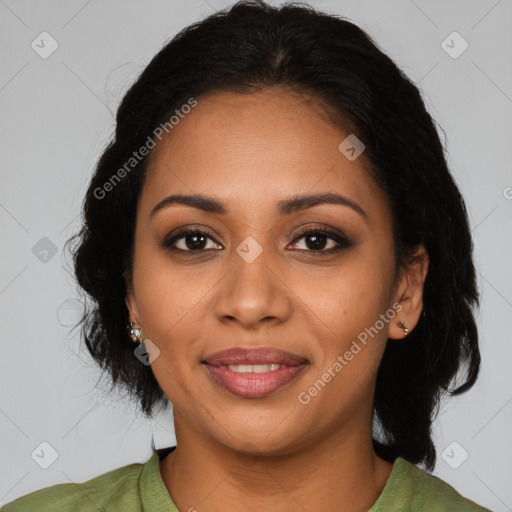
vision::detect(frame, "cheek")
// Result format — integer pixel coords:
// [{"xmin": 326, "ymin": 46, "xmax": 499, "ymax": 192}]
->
[
  {"xmin": 297, "ymin": 251, "xmax": 392, "ymax": 330},
  {"xmin": 296, "ymin": 252, "xmax": 394, "ymax": 391},
  {"xmin": 132, "ymin": 241, "xmax": 212, "ymax": 339}
]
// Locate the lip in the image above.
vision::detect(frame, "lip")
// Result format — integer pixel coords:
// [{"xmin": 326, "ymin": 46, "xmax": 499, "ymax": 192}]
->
[
  {"xmin": 203, "ymin": 347, "xmax": 308, "ymax": 366},
  {"xmin": 202, "ymin": 347, "xmax": 309, "ymax": 398}
]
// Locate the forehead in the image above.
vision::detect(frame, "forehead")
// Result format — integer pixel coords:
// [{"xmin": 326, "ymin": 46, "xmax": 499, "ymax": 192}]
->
[{"xmin": 140, "ymin": 89, "xmax": 389, "ymax": 224}]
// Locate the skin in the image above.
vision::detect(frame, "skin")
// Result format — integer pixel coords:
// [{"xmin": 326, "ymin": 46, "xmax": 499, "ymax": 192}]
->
[{"xmin": 125, "ymin": 87, "xmax": 429, "ymax": 512}]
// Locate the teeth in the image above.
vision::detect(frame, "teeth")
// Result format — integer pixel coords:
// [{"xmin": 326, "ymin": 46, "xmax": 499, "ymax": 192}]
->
[{"xmin": 227, "ymin": 363, "xmax": 281, "ymax": 373}]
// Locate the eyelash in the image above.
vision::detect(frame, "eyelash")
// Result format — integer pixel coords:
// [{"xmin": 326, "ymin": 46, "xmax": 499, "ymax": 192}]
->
[{"xmin": 159, "ymin": 226, "xmax": 353, "ymax": 255}]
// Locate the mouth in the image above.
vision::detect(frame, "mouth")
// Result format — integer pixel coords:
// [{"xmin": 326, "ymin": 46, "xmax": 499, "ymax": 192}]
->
[{"xmin": 202, "ymin": 347, "xmax": 308, "ymax": 398}]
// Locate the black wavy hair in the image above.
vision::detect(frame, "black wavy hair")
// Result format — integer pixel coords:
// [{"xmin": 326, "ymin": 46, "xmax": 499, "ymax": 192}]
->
[{"xmin": 66, "ymin": 0, "xmax": 480, "ymax": 471}]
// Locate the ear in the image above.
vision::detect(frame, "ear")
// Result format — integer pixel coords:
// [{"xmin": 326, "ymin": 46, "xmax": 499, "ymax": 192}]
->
[
  {"xmin": 388, "ymin": 245, "xmax": 429, "ymax": 340},
  {"xmin": 125, "ymin": 284, "xmax": 141, "ymax": 324}
]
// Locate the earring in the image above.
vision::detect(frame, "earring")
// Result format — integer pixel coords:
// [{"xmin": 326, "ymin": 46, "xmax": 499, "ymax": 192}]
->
[
  {"xmin": 397, "ymin": 320, "xmax": 408, "ymax": 336},
  {"xmin": 127, "ymin": 322, "xmax": 142, "ymax": 343}
]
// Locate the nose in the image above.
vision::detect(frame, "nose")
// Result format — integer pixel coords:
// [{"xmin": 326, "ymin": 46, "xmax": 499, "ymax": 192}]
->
[{"xmin": 212, "ymin": 241, "xmax": 293, "ymax": 330}]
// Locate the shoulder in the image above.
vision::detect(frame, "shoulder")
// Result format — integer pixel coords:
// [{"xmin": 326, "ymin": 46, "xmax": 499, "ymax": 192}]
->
[
  {"xmin": 0, "ymin": 457, "xmax": 147, "ymax": 512},
  {"xmin": 379, "ymin": 457, "xmax": 492, "ymax": 511}
]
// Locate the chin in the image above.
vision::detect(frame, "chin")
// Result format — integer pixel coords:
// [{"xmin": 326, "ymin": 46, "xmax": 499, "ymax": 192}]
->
[{"xmin": 209, "ymin": 413, "xmax": 308, "ymax": 455}]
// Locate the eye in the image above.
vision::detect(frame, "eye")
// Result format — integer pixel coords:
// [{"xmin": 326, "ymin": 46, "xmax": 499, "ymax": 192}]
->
[
  {"xmin": 288, "ymin": 227, "xmax": 352, "ymax": 254},
  {"xmin": 160, "ymin": 226, "xmax": 352, "ymax": 254},
  {"xmin": 160, "ymin": 228, "xmax": 223, "ymax": 252}
]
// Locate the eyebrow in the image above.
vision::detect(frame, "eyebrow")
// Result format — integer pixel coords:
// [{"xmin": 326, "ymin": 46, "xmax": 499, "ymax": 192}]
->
[{"xmin": 149, "ymin": 192, "xmax": 367, "ymax": 219}]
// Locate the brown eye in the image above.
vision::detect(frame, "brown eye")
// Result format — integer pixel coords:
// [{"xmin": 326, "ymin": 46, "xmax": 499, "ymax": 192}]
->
[
  {"xmin": 289, "ymin": 227, "xmax": 352, "ymax": 254},
  {"xmin": 160, "ymin": 226, "xmax": 352, "ymax": 255},
  {"xmin": 160, "ymin": 229, "xmax": 222, "ymax": 252}
]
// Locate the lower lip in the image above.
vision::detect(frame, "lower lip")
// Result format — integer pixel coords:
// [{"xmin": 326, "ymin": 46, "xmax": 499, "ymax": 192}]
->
[{"xmin": 203, "ymin": 363, "xmax": 307, "ymax": 398}]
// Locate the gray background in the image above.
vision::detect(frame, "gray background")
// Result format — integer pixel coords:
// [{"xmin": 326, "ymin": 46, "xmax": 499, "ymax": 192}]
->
[{"xmin": 1, "ymin": 0, "xmax": 511, "ymax": 510}]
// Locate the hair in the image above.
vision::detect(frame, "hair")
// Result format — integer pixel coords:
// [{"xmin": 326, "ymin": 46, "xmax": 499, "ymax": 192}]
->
[{"xmin": 66, "ymin": 0, "xmax": 480, "ymax": 471}]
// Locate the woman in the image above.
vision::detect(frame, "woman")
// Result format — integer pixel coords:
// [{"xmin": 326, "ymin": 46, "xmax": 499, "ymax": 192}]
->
[{"xmin": 1, "ymin": 1, "xmax": 492, "ymax": 510}]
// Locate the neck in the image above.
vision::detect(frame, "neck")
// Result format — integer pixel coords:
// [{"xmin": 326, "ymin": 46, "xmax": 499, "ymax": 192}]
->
[{"xmin": 159, "ymin": 414, "xmax": 393, "ymax": 512}]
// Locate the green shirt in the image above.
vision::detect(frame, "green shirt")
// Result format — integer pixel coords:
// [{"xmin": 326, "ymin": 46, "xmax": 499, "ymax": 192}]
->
[{"xmin": 1, "ymin": 447, "xmax": 492, "ymax": 511}]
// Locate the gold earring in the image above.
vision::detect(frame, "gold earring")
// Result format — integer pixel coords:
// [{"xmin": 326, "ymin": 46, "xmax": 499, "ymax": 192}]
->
[
  {"xmin": 127, "ymin": 322, "xmax": 143, "ymax": 343},
  {"xmin": 397, "ymin": 320, "xmax": 408, "ymax": 336}
]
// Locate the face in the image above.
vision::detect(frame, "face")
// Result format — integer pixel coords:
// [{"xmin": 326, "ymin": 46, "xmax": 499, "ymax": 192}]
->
[{"xmin": 126, "ymin": 88, "xmax": 423, "ymax": 456}]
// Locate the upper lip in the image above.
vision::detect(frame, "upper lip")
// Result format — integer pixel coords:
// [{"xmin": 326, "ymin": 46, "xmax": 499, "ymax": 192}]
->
[{"xmin": 203, "ymin": 347, "xmax": 308, "ymax": 366}]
